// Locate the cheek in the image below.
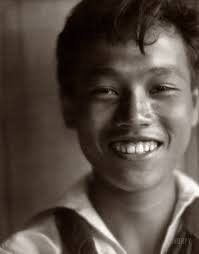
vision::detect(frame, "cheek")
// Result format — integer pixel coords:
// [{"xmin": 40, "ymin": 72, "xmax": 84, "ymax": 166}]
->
[
  {"xmin": 76, "ymin": 103, "xmax": 115, "ymax": 151},
  {"xmin": 153, "ymin": 94, "xmax": 194, "ymax": 123},
  {"xmin": 76, "ymin": 106, "xmax": 113, "ymax": 166},
  {"xmin": 79, "ymin": 102, "xmax": 116, "ymax": 131},
  {"xmin": 154, "ymin": 96, "xmax": 194, "ymax": 147}
]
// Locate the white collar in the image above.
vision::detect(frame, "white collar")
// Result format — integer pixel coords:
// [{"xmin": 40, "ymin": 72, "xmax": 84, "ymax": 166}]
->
[{"xmin": 57, "ymin": 170, "xmax": 199, "ymax": 254}]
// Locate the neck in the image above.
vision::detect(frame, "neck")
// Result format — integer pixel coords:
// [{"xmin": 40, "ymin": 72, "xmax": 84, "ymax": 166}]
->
[{"xmin": 89, "ymin": 172, "xmax": 177, "ymax": 253}]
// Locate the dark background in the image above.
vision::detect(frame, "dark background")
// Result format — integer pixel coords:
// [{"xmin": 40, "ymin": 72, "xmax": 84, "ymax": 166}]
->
[{"xmin": 0, "ymin": 0, "xmax": 198, "ymax": 241}]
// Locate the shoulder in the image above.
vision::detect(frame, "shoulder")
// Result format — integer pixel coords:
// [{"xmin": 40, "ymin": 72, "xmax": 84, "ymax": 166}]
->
[
  {"xmin": 0, "ymin": 175, "xmax": 91, "ymax": 254},
  {"xmin": 0, "ymin": 209, "xmax": 67, "ymax": 254}
]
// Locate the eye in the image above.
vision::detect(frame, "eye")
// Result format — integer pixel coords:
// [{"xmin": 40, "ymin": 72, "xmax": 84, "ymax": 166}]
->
[
  {"xmin": 150, "ymin": 84, "xmax": 178, "ymax": 95},
  {"xmin": 90, "ymin": 87, "xmax": 118, "ymax": 98}
]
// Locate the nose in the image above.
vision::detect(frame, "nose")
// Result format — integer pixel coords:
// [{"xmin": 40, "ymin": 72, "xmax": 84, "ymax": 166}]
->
[{"xmin": 114, "ymin": 89, "xmax": 154, "ymax": 129}]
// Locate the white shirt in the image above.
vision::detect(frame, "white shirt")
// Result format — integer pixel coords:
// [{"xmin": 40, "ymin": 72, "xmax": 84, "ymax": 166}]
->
[{"xmin": 1, "ymin": 170, "xmax": 199, "ymax": 254}]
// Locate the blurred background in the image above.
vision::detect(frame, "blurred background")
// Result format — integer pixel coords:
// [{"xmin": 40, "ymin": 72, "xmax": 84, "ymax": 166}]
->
[{"xmin": 0, "ymin": 0, "xmax": 198, "ymax": 242}]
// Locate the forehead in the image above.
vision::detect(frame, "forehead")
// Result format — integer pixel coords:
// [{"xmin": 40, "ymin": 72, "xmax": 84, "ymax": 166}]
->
[{"xmin": 77, "ymin": 28, "xmax": 191, "ymax": 83}]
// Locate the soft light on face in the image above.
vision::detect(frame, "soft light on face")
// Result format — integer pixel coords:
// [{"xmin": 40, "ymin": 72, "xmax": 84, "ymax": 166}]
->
[{"xmin": 70, "ymin": 27, "xmax": 199, "ymax": 192}]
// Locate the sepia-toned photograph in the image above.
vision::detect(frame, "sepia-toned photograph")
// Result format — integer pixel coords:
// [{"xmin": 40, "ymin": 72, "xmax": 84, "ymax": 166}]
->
[{"xmin": 0, "ymin": 0, "xmax": 199, "ymax": 253}]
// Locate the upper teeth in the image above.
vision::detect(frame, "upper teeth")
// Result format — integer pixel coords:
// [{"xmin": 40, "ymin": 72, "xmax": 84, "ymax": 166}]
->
[{"xmin": 113, "ymin": 141, "xmax": 158, "ymax": 155}]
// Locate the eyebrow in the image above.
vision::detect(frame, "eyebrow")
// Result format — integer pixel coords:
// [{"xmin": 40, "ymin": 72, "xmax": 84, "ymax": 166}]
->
[
  {"xmin": 87, "ymin": 65, "xmax": 189, "ymax": 81},
  {"xmin": 86, "ymin": 66, "xmax": 122, "ymax": 82},
  {"xmin": 147, "ymin": 66, "xmax": 188, "ymax": 80},
  {"xmin": 88, "ymin": 66, "xmax": 118, "ymax": 76}
]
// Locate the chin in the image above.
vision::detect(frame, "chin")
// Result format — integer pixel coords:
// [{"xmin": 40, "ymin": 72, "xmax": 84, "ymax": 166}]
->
[{"xmin": 97, "ymin": 171, "xmax": 160, "ymax": 193}]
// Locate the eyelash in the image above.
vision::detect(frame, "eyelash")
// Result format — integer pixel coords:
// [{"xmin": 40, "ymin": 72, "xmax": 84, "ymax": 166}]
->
[
  {"xmin": 90, "ymin": 87, "xmax": 118, "ymax": 97},
  {"xmin": 150, "ymin": 84, "xmax": 177, "ymax": 95},
  {"xmin": 89, "ymin": 83, "xmax": 178, "ymax": 99}
]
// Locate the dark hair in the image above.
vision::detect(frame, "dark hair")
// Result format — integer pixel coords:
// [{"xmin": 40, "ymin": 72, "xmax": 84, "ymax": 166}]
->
[{"xmin": 57, "ymin": 0, "xmax": 199, "ymax": 98}]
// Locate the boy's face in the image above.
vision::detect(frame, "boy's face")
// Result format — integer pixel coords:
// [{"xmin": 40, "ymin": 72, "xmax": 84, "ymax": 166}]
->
[{"xmin": 69, "ymin": 27, "xmax": 199, "ymax": 191}]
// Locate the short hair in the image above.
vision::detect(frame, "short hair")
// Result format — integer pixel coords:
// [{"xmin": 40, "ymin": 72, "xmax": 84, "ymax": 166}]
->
[{"xmin": 57, "ymin": 0, "xmax": 199, "ymax": 99}]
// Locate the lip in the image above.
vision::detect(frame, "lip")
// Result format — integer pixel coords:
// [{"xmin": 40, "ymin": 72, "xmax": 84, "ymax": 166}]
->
[{"xmin": 109, "ymin": 135, "xmax": 164, "ymax": 144}]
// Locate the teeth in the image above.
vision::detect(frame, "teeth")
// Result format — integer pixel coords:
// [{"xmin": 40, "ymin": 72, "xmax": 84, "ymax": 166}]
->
[
  {"xmin": 121, "ymin": 145, "xmax": 126, "ymax": 153},
  {"xmin": 116, "ymin": 144, "xmax": 121, "ymax": 152},
  {"xmin": 126, "ymin": 145, "xmax": 135, "ymax": 154},
  {"xmin": 144, "ymin": 143, "xmax": 150, "ymax": 152},
  {"xmin": 150, "ymin": 142, "xmax": 157, "ymax": 151},
  {"xmin": 113, "ymin": 141, "xmax": 159, "ymax": 155},
  {"xmin": 136, "ymin": 142, "xmax": 144, "ymax": 154}
]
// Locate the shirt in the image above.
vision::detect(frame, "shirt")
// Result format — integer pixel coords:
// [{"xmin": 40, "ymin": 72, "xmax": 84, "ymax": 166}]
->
[{"xmin": 1, "ymin": 170, "xmax": 199, "ymax": 254}]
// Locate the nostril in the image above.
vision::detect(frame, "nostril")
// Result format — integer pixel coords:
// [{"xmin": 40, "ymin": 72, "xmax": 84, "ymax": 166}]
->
[
  {"xmin": 114, "ymin": 110, "xmax": 154, "ymax": 128},
  {"xmin": 115, "ymin": 122, "xmax": 133, "ymax": 128}
]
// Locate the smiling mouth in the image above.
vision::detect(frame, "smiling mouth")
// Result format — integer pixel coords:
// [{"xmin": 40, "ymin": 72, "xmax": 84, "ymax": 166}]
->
[{"xmin": 110, "ymin": 140, "xmax": 162, "ymax": 156}]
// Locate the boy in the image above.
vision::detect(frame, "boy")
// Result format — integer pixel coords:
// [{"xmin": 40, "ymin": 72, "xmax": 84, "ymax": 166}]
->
[{"xmin": 2, "ymin": 0, "xmax": 199, "ymax": 253}]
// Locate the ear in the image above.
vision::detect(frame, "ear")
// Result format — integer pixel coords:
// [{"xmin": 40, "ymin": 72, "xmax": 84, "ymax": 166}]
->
[
  {"xmin": 61, "ymin": 96, "xmax": 77, "ymax": 129},
  {"xmin": 191, "ymin": 87, "xmax": 199, "ymax": 127}
]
